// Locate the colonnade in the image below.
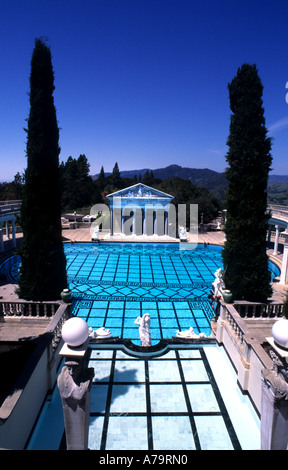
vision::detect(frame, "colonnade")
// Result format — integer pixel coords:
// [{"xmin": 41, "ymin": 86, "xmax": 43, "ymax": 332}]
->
[
  {"xmin": 110, "ymin": 204, "xmax": 171, "ymax": 237},
  {"xmin": 267, "ymin": 225, "xmax": 288, "ymax": 284},
  {"xmin": 0, "ymin": 215, "xmax": 17, "ymax": 252},
  {"xmin": 107, "ymin": 184, "xmax": 175, "ymax": 238},
  {"xmin": 0, "ymin": 201, "xmax": 21, "ymax": 253}
]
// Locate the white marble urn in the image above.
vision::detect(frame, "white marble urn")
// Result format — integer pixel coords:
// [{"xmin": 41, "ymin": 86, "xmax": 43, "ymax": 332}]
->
[
  {"xmin": 61, "ymin": 317, "xmax": 89, "ymax": 347},
  {"xmin": 272, "ymin": 319, "xmax": 288, "ymax": 349}
]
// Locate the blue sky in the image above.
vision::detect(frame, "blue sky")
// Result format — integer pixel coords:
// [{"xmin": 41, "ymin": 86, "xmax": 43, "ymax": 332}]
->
[{"xmin": 1, "ymin": 0, "xmax": 288, "ymax": 181}]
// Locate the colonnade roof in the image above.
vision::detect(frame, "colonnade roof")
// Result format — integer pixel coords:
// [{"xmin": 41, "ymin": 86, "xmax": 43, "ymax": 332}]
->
[{"xmin": 106, "ymin": 183, "xmax": 174, "ymax": 201}]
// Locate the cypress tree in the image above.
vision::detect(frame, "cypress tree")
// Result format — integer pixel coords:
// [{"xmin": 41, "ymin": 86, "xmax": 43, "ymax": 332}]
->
[
  {"xmin": 18, "ymin": 38, "xmax": 67, "ymax": 300},
  {"xmin": 222, "ymin": 64, "xmax": 272, "ymax": 302},
  {"xmin": 111, "ymin": 162, "xmax": 120, "ymax": 186}
]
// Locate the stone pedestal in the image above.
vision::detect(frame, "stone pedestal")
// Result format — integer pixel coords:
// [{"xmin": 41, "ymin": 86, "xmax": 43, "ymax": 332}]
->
[
  {"xmin": 261, "ymin": 339, "xmax": 288, "ymax": 450},
  {"xmin": 57, "ymin": 341, "xmax": 94, "ymax": 450}
]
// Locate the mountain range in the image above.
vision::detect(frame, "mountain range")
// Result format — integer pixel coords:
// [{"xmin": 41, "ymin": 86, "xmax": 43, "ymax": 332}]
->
[{"xmin": 92, "ymin": 164, "xmax": 288, "ymax": 204}]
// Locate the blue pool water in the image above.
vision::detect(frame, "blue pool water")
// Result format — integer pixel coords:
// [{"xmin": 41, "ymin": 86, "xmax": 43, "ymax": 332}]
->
[
  {"xmin": 66, "ymin": 242, "xmax": 223, "ymax": 344},
  {"xmin": 1, "ymin": 242, "xmax": 280, "ymax": 345}
]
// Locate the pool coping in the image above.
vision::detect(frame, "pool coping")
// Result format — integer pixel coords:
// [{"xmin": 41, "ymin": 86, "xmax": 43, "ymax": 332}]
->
[{"xmin": 88, "ymin": 336, "xmax": 216, "ymax": 358}]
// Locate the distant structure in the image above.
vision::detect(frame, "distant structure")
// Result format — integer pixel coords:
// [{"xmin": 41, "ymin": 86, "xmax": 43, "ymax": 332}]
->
[
  {"xmin": 106, "ymin": 183, "xmax": 174, "ymax": 237},
  {"xmin": 0, "ymin": 201, "xmax": 21, "ymax": 252}
]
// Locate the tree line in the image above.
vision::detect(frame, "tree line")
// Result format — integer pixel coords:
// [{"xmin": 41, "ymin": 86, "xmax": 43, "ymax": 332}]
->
[{"xmin": 0, "ymin": 156, "xmax": 222, "ymax": 224}]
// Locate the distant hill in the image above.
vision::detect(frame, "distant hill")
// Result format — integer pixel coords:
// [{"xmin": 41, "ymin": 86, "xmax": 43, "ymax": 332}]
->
[
  {"xmin": 92, "ymin": 164, "xmax": 288, "ymax": 204},
  {"xmin": 268, "ymin": 175, "xmax": 288, "ymax": 184},
  {"xmin": 268, "ymin": 175, "xmax": 288, "ymax": 206},
  {"xmin": 92, "ymin": 164, "xmax": 228, "ymax": 200}
]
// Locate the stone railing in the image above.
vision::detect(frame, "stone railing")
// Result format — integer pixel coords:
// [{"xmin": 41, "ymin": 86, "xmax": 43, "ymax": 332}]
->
[
  {"xmin": 44, "ymin": 302, "xmax": 72, "ymax": 349},
  {"xmin": 268, "ymin": 204, "xmax": 288, "ymax": 214},
  {"xmin": 0, "ymin": 300, "xmax": 61, "ymax": 318},
  {"xmin": 0, "ymin": 300, "xmax": 72, "ymax": 349},
  {"xmin": 224, "ymin": 304, "xmax": 248, "ymax": 349},
  {"xmin": 233, "ymin": 301, "xmax": 284, "ymax": 319},
  {"xmin": 215, "ymin": 301, "xmax": 279, "ymax": 413},
  {"xmin": 0, "ymin": 201, "xmax": 21, "ymax": 216}
]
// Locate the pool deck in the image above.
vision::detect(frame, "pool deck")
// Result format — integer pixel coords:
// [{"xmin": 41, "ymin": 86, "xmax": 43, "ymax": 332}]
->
[{"xmin": 61, "ymin": 226, "xmax": 226, "ymax": 245}]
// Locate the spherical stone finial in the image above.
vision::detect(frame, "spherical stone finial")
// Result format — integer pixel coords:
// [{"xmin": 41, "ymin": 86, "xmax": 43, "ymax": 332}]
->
[
  {"xmin": 61, "ymin": 317, "xmax": 89, "ymax": 347},
  {"xmin": 272, "ymin": 319, "xmax": 288, "ymax": 349}
]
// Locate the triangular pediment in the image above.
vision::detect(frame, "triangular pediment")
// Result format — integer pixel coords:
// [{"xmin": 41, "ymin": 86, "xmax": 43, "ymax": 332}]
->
[{"xmin": 106, "ymin": 183, "xmax": 174, "ymax": 200}]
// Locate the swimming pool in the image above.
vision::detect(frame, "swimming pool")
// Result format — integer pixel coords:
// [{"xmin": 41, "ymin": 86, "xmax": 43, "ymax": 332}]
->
[
  {"xmin": 66, "ymin": 242, "xmax": 224, "ymax": 344},
  {"xmin": 1, "ymin": 241, "xmax": 280, "ymax": 345}
]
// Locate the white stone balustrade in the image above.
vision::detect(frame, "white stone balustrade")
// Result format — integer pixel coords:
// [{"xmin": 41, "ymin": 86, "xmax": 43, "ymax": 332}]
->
[
  {"xmin": 0, "ymin": 300, "xmax": 61, "ymax": 318},
  {"xmin": 216, "ymin": 300, "xmax": 280, "ymax": 413}
]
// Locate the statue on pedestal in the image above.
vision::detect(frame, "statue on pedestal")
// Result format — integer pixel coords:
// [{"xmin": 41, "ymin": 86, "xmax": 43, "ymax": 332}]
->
[
  {"xmin": 135, "ymin": 313, "xmax": 151, "ymax": 346},
  {"xmin": 261, "ymin": 348, "xmax": 288, "ymax": 450},
  {"xmin": 262, "ymin": 349, "xmax": 288, "ymax": 401},
  {"xmin": 57, "ymin": 357, "xmax": 94, "ymax": 450}
]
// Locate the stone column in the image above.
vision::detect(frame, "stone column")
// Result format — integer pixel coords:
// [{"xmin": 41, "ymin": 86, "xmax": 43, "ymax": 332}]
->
[
  {"xmin": 132, "ymin": 207, "xmax": 136, "ymax": 235},
  {"xmin": 5, "ymin": 221, "xmax": 10, "ymax": 239},
  {"xmin": 215, "ymin": 303, "xmax": 227, "ymax": 344},
  {"xmin": 0, "ymin": 223, "xmax": 3, "ymax": 252},
  {"xmin": 164, "ymin": 210, "xmax": 168, "ymax": 235},
  {"xmin": 273, "ymin": 225, "xmax": 280, "ymax": 255},
  {"xmin": 280, "ymin": 243, "xmax": 288, "ymax": 284},
  {"xmin": 121, "ymin": 211, "xmax": 124, "ymax": 234},
  {"xmin": 58, "ymin": 342, "xmax": 94, "ymax": 450},
  {"xmin": 142, "ymin": 206, "xmax": 145, "ymax": 235},
  {"xmin": 12, "ymin": 219, "xmax": 16, "ymax": 248},
  {"xmin": 110, "ymin": 205, "xmax": 114, "ymax": 235},
  {"xmin": 261, "ymin": 348, "xmax": 288, "ymax": 450},
  {"xmin": 153, "ymin": 210, "xmax": 157, "ymax": 235}
]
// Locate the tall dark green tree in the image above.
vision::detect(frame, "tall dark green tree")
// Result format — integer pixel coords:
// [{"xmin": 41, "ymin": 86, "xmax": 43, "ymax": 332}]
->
[
  {"xmin": 60, "ymin": 154, "xmax": 95, "ymax": 210},
  {"xmin": 222, "ymin": 64, "xmax": 272, "ymax": 301},
  {"xmin": 18, "ymin": 38, "xmax": 67, "ymax": 300},
  {"xmin": 111, "ymin": 162, "xmax": 120, "ymax": 186},
  {"xmin": 98, "ymin": 166, "xmax": 106, "ymax": 185}
]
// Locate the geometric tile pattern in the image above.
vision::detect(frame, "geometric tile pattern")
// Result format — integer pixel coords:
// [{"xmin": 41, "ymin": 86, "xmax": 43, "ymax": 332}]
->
[
  {"xmin": 27, "ymin": 345, "xmax": 261, "ymax": 450},
  {"xmin": 73, "ymin": 299, "xmax": 214, "ymax": 344},
  {"xmin": 69, "ymin": 278, "xmax": 211, "ymax": 301},
  {"xmin": 87, "ymin": 347, "xmax": 242, "ymax": 451},
  {"xmin": 65, "ymin": 242, "xmax": 222, "ymax": 343},
  {"xmin": 65, "ymin": 242, "xmax": 223, "ymax": 288},
  {"xmin": 0, "ymin": 254, "xmax": 21, "ymax": 283}
]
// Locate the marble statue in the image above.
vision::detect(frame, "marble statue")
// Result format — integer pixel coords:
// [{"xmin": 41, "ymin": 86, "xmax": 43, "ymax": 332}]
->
[
  {"xmin": 57, "ymin": 360, "xmax": 93, "ymax": 404},
  {"xmin": 135, "ymin": 313, "xmax": 151, "ymax": 346},
  {"xmin": 89, "ymin": 326, "xmax": 112, "ymax": 339},
  {"xmin": 262, "ymin": 349, "xmax": 288, "ymax": 401},
  {"xmin": 176, "ymin": 327, "xmax": 206, "ymax": 339},
  {"xmin": 261, "ymin": 348, "xmax": 288, "ymax": 450},
  {"xmin": 92, "ymin": 225, "xmax": 99, "ymax": 241},
  {"xmin": 57, "ymin": 358, "xmax": 94, "ymax": 450},
  {"xmin": 212, "ymin": 268, "xmax": 225, "ymax": 295},
  {"xmin": 179, "ymin": 225, "xmax": 187, "ymax": 241}
]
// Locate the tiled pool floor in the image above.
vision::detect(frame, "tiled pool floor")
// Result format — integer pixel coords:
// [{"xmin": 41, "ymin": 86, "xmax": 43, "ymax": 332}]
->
[
  {"xmin": 66, "ymin": 243, "xmax": 223, "ymax": 343},
  {"xmin": 73, "ymin": 299, "xmax": 214, "ymax": 344},
  {"xmin": 27, "ymin": 344, "xmax": 260, "ymax": 451}
]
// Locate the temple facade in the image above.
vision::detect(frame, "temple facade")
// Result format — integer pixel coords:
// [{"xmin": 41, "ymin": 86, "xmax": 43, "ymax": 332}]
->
[{"xmin": 106, "ymin": 183, "xmax": 174, "ymax": 237}]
